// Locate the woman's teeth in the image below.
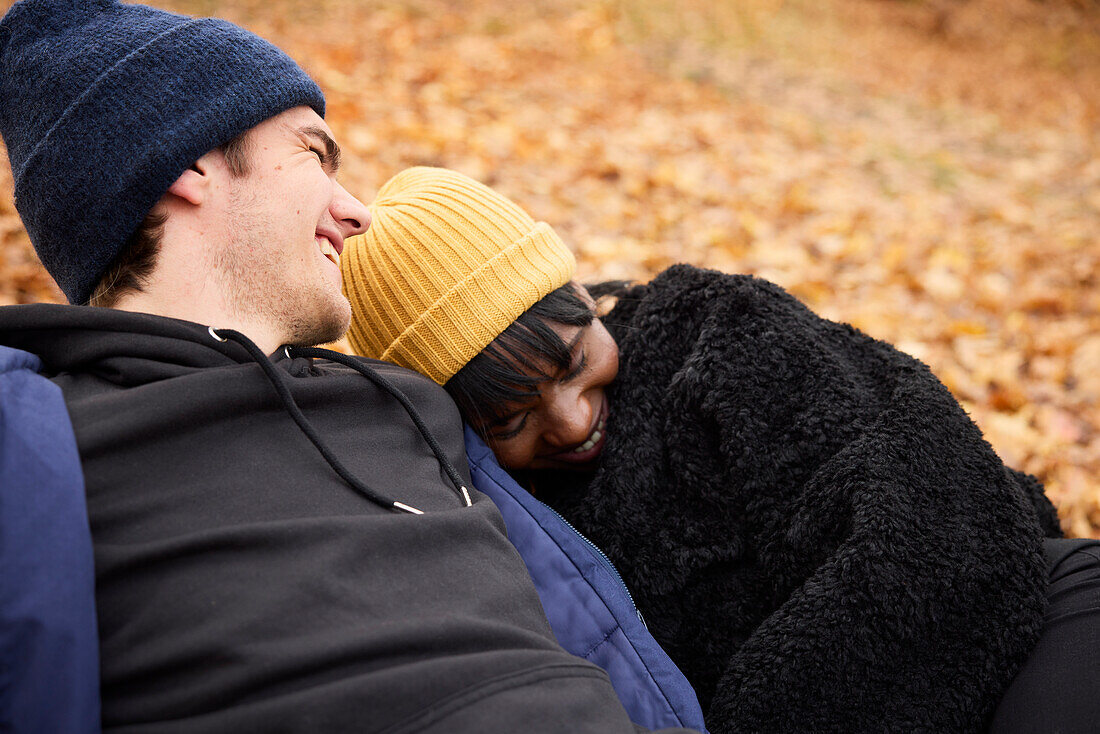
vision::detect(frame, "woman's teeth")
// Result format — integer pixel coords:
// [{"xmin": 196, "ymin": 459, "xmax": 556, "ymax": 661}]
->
[
  {"xmin": 318, "ymin": 238, "xmax": 340, "ymax": 265},
  {"xmin": 573, "ymin": 415, "xmax": 606, "ymax": 453}
]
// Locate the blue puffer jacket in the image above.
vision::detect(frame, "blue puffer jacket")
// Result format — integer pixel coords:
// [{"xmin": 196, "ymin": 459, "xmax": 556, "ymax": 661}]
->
[
  {"xmin": 0, "ymin": 346, "xmax": 100, "ymax": 733},
  {"xmin": 465, "ymin": 425, "xmax": 708, "ymax": 734}
]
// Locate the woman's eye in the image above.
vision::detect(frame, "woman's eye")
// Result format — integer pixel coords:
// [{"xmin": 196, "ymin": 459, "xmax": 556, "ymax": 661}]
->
[
  {"xmin": 492, "ymin": 412, "xmax": 530, "ymax": 440},
  {"xmin": 564, "ymin": 350, "xmax": 587, "ymax": 382}
]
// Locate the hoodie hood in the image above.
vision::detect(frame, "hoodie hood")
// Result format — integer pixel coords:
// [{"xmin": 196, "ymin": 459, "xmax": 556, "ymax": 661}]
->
[
  {"xmin": 0, "ymin": 303, "xmax": 275, "ymax": 386},
  {"xmin": 0, "ymin": 302, "xmax": 472, "ymax": 513}
]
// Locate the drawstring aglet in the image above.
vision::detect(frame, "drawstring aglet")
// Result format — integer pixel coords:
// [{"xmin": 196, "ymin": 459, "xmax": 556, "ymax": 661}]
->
[
  {"xmin": 392, "ymin": 501, "xmax": 425, "ymax": 515},
  {"xmin": 460, "ymin": 486, "xmax": 472, "ymax": 507}
]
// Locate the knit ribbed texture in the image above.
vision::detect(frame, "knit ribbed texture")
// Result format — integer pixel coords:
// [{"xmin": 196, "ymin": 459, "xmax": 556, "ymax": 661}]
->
[
  {"xmin": 342, "ymin": 167, "xmax": 576, "ymax": 385},
  {"xmin": 0, "ymin": 0, "xmax": 325, "ymax": 304}
]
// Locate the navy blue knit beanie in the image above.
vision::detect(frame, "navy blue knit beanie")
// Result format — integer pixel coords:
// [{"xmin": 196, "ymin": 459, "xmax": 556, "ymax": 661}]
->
[{"xmin": 0, "ymin": 0, "xmax": 326, "ymax": 304}]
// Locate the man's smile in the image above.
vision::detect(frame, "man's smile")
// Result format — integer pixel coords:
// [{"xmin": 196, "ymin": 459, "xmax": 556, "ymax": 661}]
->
[{"xmin": 316, "ymin": 230, "xmax": 342, "ymax": 266}]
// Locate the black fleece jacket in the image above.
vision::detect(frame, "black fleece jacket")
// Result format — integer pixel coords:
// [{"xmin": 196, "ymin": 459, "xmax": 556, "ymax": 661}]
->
[
  {"xmin": 539, "ymin": 265, "xmax": 1062, "ymax": 734},
  {"xmin": 0, "ymin": 304, "xmax": 693, "ymax": 734}
]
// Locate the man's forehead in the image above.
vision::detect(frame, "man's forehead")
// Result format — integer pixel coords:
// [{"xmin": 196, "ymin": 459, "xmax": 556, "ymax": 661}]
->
[{"xmin": 272, "ymin": 105, "xmax": 332, "ymax": 137}]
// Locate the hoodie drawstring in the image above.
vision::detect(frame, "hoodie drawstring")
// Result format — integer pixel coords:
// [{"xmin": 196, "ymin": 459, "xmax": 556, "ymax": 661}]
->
[
  {"xmin": 209, "ymin": 327, "xmax": 472, "ymax": 514},
  {"xmin": 292, "ymin": 346, "xmax": 474, "ymax": 507}
]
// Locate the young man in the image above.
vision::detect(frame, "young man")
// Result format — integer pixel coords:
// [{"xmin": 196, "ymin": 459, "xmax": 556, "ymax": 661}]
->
[{"xmin": 0, "ymin": 1, "xmax": 699, "ymax": 731}]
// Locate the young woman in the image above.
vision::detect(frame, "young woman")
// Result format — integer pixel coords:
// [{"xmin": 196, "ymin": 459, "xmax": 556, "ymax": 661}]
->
[{"xmin": 341, "ymin": 167, "xmax": 1096, "ymax": 734}]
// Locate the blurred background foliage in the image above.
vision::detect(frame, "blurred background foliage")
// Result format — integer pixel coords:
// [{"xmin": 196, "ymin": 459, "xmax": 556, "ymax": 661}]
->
[{"xmin": 1, "ymin": 0, "xmax": 1097, "ymax": 535}]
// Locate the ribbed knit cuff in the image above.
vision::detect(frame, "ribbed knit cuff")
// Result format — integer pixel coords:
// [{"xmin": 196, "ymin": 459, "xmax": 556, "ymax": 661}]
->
[{"xmin": 383, "ymin": 222, "xmax": 575, "ymax": 385}]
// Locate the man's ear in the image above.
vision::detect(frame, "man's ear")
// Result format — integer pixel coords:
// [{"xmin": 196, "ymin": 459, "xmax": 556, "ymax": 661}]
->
[{"xmin": 165, "ymin": 150, "xmax": 222, "ymax": 205}]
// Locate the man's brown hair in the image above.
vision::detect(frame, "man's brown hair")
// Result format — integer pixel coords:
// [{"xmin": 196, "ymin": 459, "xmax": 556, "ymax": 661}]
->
[{"xmin": 88, "ymin": 132, "xmax": 253, "ymax": 307}]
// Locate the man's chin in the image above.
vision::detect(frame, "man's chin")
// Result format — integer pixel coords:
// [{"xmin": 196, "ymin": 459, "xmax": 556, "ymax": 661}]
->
[{"xmin": 286, "ymin": 294, "xmax": 352, "ymax": 348}]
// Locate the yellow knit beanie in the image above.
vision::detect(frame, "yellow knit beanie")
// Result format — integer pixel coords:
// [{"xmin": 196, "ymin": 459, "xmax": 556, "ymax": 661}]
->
[{"xmin": 342, "ymin": 167, "xmax": 576, "ymax": 385}]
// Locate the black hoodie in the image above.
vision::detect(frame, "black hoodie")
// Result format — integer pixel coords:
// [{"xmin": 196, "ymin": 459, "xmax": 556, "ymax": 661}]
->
[{"xmin": 0, "ymin": 304, "xmax": 691, "ymax": 734}]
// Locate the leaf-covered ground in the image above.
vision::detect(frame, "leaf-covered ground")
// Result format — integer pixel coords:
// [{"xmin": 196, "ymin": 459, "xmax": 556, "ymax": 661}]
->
[{"xmin": 2, "ymin": 0, "xmax": 1097, "ymax": 536}]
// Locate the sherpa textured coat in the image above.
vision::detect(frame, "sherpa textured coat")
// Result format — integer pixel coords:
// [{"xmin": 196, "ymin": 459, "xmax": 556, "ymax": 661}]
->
[{"xmin": 540, "ymin": 265, "xmax": 1062, "ymax": 734}]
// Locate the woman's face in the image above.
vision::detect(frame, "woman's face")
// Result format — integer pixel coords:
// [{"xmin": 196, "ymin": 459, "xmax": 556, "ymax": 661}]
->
[{"xmin": 481, "ymin": 316, "xmax": 620, "ymax": 472}]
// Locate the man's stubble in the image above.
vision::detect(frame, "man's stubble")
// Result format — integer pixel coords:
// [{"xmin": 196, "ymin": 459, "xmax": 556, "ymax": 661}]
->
[{"xmin": 209, "ymin": 182, "xmax": 352, "ymax": 349}]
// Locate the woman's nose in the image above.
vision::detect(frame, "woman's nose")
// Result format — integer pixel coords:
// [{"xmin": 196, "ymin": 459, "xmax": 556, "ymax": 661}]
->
[{"xmin": 542, "ymin": 389, "xmax": 594, "ymax": 448}]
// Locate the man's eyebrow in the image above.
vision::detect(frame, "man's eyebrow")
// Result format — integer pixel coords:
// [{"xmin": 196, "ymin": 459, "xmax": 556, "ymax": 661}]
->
[{"xmin": 299, "ymin": 125, "xmax": 341, "ymax": 173}]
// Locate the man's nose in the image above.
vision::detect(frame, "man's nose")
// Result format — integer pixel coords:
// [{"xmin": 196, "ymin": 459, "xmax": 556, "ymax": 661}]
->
[
  {"xmin": 332, "ymin": 182, "xmax": 371, "ymax": 238},
  {"xmin": 542, "ymin": 389, "xmax": 594, "ymax": 448}
]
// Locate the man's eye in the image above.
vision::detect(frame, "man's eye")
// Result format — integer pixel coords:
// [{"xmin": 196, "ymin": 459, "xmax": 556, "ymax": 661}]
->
[{"xmin": 310, "ymin": 147, "xmax": 326, "ymax": 163}]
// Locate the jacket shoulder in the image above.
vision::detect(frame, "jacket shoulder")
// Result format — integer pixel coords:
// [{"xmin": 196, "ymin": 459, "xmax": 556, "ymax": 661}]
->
[
  {"xmin": 0, "ymin": 344, "xmax": 42, "ymax": 374},
  {"xmin": 0, "ymin": 344, "xmax": 100, "ymax": 733}
]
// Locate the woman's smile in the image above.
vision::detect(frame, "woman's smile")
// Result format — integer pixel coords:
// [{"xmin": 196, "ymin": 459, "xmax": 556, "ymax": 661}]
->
[{"xmin": 540, "ymin": 398, "xmax": 609, "ymax": 465}]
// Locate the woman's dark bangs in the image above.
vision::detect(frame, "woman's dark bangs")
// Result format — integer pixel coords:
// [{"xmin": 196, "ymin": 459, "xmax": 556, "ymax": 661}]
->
[{"xmin": 444, "ymin": 283, "xmax": 596, "ymax": 429}]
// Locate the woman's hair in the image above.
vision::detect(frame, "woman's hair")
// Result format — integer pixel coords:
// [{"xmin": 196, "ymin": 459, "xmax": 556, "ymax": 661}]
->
[{"xmin": 444, "ymin": 283, "xmax": 595, "ymax": 430}]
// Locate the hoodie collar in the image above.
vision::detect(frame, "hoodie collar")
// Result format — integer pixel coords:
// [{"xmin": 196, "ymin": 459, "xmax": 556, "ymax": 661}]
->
[{"xmin": 0, "ymin": 304, "xmax": 290, "ymax": 386}]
